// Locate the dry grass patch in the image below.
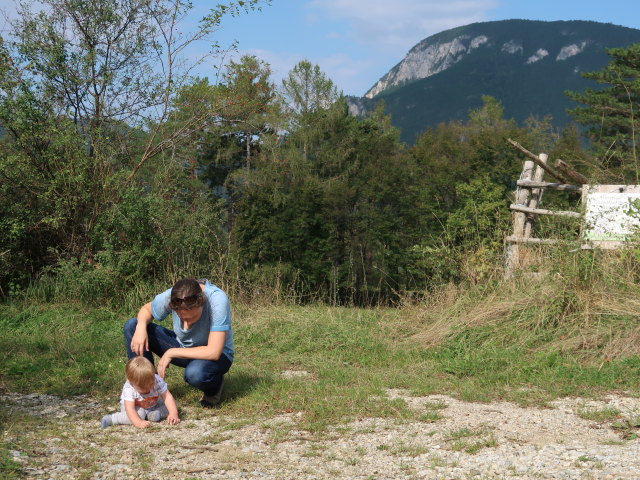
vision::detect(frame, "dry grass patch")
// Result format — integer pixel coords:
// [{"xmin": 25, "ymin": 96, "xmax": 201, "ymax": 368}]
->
[{"xmin": 412, "ymin": 281, "xmax": 551, "ymax": 347}]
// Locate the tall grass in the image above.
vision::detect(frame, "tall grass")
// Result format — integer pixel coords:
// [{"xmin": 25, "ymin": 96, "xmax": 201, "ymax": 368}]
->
[
  {"xmin": 2, "ymin": 241, "xmax": 640, "ymax": 433},
  {"xmin": 23, "ymin": 256, "xmax": 315, "ymax": 312},
  {"xmin": 406, "ymin": 243, "xmax": 640, "ymax": 399}
]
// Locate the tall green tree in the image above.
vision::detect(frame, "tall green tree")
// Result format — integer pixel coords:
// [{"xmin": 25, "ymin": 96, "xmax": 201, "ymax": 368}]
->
[
  {"xmin": 167, "ymin": 56, "xmax": 281, "ymax": 197},
  {"xmin": 216, "ymin": 55, "xmax": 279, "ymax": 167},
  {"xmin": 567, "ymin": 43, "xmax": 640, "ymax": 182},
  {"xmin": 0, "ymin": 0, "xmax": 268, "ymax": 292},
  {"xmin": 281, "ymin": 60, "xmax": 340, "ymax": 158},
  {"xmin": 282, "ymin": 59, "xmax": 339, "ymax": 118},
  {"xmin": 409, "ymin": 96, "xmax": 522, "ymax": 217},
  {"xmin": 229, "ymin": 99, "xmax": 421, "ymax": 304}
]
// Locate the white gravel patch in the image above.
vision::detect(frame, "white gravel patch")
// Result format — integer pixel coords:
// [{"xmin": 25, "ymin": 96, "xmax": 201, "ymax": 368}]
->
[{"xmin": 3, "ymin": 390, "xmax": 640, "ymax": 479}]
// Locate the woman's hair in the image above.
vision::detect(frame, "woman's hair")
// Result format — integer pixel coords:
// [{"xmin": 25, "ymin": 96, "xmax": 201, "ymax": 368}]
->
[
  {"xmin": 125, "ymin": 356, "xmax": 156, "ymax": 388},
  {"xmin": 169, "ymin": 278, "xmax": 205, "ymax": 310}
]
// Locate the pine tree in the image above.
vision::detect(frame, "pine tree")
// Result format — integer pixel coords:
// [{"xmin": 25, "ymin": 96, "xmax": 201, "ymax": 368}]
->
[{"xmin": 567, "ymin": 44, "xmax": 640, "ymax": 182}]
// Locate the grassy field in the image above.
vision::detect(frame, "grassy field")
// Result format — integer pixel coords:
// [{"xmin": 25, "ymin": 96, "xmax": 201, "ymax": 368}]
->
[
  {"xmin": 3, "ymin": 251, "xmax": 640, "ymax": 477},
  {"xmin": 3, "ymin": 273, "xmax": 640, "ymax": 420}
]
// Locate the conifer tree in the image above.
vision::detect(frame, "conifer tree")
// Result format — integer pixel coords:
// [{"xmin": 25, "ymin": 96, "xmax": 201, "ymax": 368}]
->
[
  {"xmin": 281, "ymin": 60, "xmax": 340, "ymax": 158},
  {"xmin": 567, "ymin": 44, "xmax": 640, "ymax": 182}
]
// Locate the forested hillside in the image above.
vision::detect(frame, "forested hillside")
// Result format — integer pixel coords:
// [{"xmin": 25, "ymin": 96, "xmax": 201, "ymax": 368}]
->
[
  {"xmin": 1, "ymin": 1, "xmax": 639, "ymax": 306},
  {"xmin": 349, "ymin": 20, "xmax": 640, "ymax": 143}
]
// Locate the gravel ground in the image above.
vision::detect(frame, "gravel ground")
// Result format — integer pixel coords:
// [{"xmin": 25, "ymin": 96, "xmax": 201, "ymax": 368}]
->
[{"xmin": 3, "ymin": 386, "xmax": 640, "ymax": 480}]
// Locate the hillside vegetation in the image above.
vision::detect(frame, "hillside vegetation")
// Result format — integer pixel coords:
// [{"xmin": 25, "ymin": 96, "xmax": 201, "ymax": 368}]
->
[
  {"xmin": 2, "ymin": 3, "xmax": 639, "ymax": 306},
  {"xmin": 351, "ymin": 20, "xmax": 640, "ymax": 143}
]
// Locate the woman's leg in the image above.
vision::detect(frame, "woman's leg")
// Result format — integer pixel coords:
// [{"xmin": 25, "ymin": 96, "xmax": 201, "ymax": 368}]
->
[{"xmin": 184, "ymin": 354, "xmax": 232, "ymax": 399}]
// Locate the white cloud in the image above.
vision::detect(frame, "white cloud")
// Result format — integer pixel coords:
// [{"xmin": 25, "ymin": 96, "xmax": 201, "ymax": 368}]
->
[
  {"xmin": 230, "ymin": 48, "xmax": 299, "ymax": 84},
  {"xmin": 321, "ymin": 52, "xmax": 376, "ymax": 87},
  {"xmin": 237, "ymin": 48, "xmax": 377, "ymax": 96},
  {"xmin": 307, "ymin": 0, "xmax": 499, "ymax": 54}
]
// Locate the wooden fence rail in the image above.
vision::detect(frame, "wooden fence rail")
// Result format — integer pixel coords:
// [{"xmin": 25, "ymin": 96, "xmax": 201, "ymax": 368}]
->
[
  {"xmin": 516, "ymin": 180, "xmax": 582, "ymax": 191},
  {"xmin": 509, "ymin": 204, "xmax": 582, "ymax": 218},
  {"xmin": 504, "ymin": 141, "xmax": 587, "ymax": 278}
]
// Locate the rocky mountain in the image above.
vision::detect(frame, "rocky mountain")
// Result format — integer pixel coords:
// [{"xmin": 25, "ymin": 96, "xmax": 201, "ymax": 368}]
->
[{"xmin": 349, "ymin": 20, "xmax": 640, "ymax": 143}]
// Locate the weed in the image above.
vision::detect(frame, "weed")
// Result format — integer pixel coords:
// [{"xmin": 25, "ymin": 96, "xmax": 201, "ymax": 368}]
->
[
  {"xmin": 453, "ymin": 436, "xmax": 498, "ymax": 454},
  {"xmin": 353, "ymin": 426, "xmax": 376, "ymax": 434},
  {"xmin": 423, "ymin": 400, "xmax": 448, "ymax": 410},
  {"xmin": 611, "ymin": 417, "xmax": 640, "ymax": 439},
  {"xmin": 302, "ymin": 444, "xmax": 325, "ymax": 458},
  {"xmin": 133, "ymin": 448, "xmax": 153, "ymax": 470},
  {"xmin": 448, "ymin": 427, "xmax": 475, "ymax": 440},
  {"xmin": 446, "ymin": 427, "xmax": 498, "ymax": 454},
  {"xmin": 325, "ymin": 452, "xmax": 339, "ymax": 461},
  {"xmin": 398, "ymin": 463, "xmax": 416, "ymax": 474},
  {"xmin": 419, "ymin": 411, "xmax": 444, "ymax": 423},
  {"xmin": 196, "ymin": 432, "xmax": 231, "ymax": 445},
  {"xmin": 428, "ymin": 454, "xmax": 448, "ymax": 467},
  {"xmin": 217, "ymin": 418, "xmax": 254, "ymax": 432},
  {"xmin": 334, "ymin": 426, "xmax": 352, "ymax": 435},
  {"xmin": 390, "ymin": 441, "xmax": 430, "ymax": 457},
  {"xmin": 574, "ymin": 455, "xmax": 604, "ymax": 469},
  {"xmin": 577, "ymin": 405, "xmax": 621, "ymax": 422},
  {"xmin": 266, "ymin": 424, "xmax": 294, "ymax": 446},
  {"xmin": 601, "ymin": 439, "xmax": 625, "ymax": 445},
  {"xmin": 0, "ymin": 444, "xmax": 23, "ymax": 480}
]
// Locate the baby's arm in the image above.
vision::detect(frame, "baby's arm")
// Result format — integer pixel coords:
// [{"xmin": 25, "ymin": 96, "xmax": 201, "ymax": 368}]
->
[
  {"xmin": 160, "ymin": 389, "xmax": 180, "ymax": 425},
  {"xmin": 124, "ymin": 400, "xmax": 151, "ymax": 429}
]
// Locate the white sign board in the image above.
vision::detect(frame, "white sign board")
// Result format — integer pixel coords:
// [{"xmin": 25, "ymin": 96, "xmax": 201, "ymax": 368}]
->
[{"xmin": 583, "ymin": 185, "xmax": 640, "ymax": 245}]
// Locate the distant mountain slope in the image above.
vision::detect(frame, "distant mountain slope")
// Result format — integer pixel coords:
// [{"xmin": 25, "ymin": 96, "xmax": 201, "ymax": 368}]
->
[{"xmin": 348, "ymin": 20, "xmax": 640, "ymax": 144}]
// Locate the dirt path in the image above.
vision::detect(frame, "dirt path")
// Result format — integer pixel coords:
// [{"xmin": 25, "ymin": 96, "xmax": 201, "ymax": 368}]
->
[{"xmin": 3, "ymin": 390, "xmax": 640, "ymax": 479}]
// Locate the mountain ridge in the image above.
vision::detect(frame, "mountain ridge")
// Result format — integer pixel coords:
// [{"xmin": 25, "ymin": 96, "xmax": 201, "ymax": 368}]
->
[{"xmin": 349, "ymin": 20, "xmax": 640, "ymax": 143}]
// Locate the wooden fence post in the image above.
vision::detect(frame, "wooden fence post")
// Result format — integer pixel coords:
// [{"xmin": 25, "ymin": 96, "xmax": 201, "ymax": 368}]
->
[
  {"xmin": 524, "ymin": 153, "xmax": 547, "ymax": 238},
  {"xmin": 505, "ymin": 159, "xmax": 535, "ymax": 278},
  {"xmin": 505, "ymin": 142, "xmax": 587, "ymax": 279}
]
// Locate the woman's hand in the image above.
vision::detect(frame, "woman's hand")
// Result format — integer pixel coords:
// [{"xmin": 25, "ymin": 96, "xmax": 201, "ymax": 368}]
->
[
  {"xmin": 130, "ymin": 328, "xmax": 149, "ymax": 356},
  {"xmin": 157, "ymin": 350, "xmax": 173, "ymax": 378},
  {"xmin": 131, "ymin": 303, "xmax": 153, "ymax": 356}
]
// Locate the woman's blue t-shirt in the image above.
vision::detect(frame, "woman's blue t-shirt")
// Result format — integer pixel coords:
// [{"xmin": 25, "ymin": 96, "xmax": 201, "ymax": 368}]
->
[{"xmin": 150, "ymin": 281, "xmax": 234, "ymax": 361}]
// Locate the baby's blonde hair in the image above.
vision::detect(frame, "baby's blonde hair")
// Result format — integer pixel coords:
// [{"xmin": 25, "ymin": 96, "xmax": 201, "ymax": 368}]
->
[{"xmin": 125, "ymin": 356, "xmax": 156, "ymax": 389}]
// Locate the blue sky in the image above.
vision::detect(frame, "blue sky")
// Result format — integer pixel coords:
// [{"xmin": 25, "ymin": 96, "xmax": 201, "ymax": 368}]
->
[
  {"xmin": 206, "ymin": 0, "xmax": 640, "ymax": 96},
  {"xmin": 1, "ymin": 0, "xmax": 639, "ymax": 96}
]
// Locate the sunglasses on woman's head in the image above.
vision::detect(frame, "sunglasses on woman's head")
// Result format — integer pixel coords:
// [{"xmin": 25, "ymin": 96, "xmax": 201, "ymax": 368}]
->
[{"xmin": 170, "ymin": 293, "xmax": 202, "ymax": 310}]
